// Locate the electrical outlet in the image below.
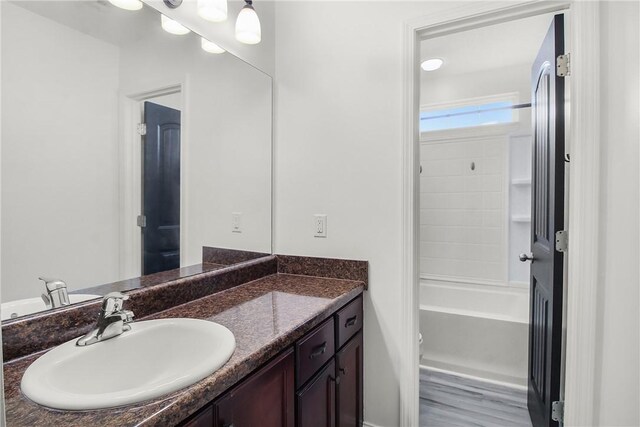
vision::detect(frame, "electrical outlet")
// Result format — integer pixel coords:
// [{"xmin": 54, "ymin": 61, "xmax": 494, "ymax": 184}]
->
[
  {"xmin": 232, "ymin": 212, "xmax": 242, "ymax": 233},
  {"xmin": 314, "ymin": 214, "xmax": 327, "ymax": 238}
]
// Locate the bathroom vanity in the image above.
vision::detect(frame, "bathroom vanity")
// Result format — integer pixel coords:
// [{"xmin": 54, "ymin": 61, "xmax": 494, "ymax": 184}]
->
[
  {"xmin": 1, "ymin": 255, "xmax": 367, "ymax": 426},
  {"xmin": 182, "ymin": 295, "xmax": 363, "ymax": 427}
]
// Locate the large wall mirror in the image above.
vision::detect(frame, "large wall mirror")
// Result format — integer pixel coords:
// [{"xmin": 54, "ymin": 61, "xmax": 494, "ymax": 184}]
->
[{"xmin": 1, "ymin": 1, "xmax": 272, "ymax": 321}]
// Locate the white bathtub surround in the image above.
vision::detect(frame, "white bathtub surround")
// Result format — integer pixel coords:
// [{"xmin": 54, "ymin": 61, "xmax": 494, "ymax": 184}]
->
[
  {"xmin": 420, "ymin": 131, "xmax": 508, "ymax": 283},
  {"xmin": 420, "ymin": 279, "xmax": 528, "ymax": 386}
]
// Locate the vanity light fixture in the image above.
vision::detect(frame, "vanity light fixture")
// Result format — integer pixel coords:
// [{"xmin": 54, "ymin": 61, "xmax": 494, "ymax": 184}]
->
[
  {"xmin": 201, "ymin": 37, "xmax": 226, "ymax": 54},
  {"xmin": 197, "ymin": 0, "xmax": 228, "ymax": 22},
  {"xmin": 421, "ymin": 58, "xmax": 444, "ymax": 71},
  {"xmin": 161, "ymin": 14, "xmax": 191, "ymax": 35},
  {"xmin": 108, "ymin": 0, "xmax": 143, "ymax": 11},
  {"xmin": 235, "ymin": 0, "xmax": 261, "ymax": 45}
]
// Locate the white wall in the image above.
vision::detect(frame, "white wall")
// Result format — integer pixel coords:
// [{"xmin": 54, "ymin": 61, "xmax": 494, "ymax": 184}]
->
[
  {"xmin": 1, "ymin": 3, "xmax": 121, "ymax": 300},
  {"xmin": 274, "ymin": 2, "xmax": 466, "ymax": 425},
  {"xmin": 595, "ymin": 2, "xmax": 640, "ymax": 425},
  {"xmin": 274, "ymin": 1, "xmax": 639, "ymax": 425},
  {"xmin": 0, "ymin": 1, "xmax": 5, "ymax": 423}
]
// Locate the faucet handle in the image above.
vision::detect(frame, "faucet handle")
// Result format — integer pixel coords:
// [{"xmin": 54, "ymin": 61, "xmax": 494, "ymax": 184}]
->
[
  {"xmin": 122, "ymin": 310, "xmax": 135, "ymax": 323},
  {"xmin": 102, "ymin": 292, "xmax": 130, "ymax": 313},
  {"xmin": 38, "ymin": 277, "xmax": 67, "ymax": 291}
]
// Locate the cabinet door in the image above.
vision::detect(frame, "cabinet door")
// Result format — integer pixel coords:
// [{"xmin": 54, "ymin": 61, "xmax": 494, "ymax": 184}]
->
[
  {"xmin": 182, "ymin": 405, "xmax": 214, "ymax": 427},
  {"xmin": 215, "ymin": 349, "xmax": 295, "ymax": 427},
  {"xmin": 297, "ymin": 359, "xmax": 337, "ymax": 427},
  {"xmin": 336, "ymin": 332, "xmax": 363, "ymax": 427}
]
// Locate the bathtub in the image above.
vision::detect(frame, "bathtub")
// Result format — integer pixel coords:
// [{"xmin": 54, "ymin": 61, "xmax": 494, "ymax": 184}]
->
[{"xmin": 419, "ymin": 278, "xmax": 529, "ymax": 387}]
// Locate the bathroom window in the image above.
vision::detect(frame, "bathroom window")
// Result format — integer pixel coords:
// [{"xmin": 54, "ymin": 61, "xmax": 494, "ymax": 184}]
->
[{"xmin": 420, "ymin": 95, "xmax": 518, "ymax": 133}]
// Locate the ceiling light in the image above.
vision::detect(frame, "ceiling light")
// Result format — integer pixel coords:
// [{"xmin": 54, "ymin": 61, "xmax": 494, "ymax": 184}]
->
[
  {"xmin": 201, "ymin": 37, "xmax": 226, "ymax": 54},
  {"xmin": 421, "ymin": 58, "xmax": 444, "ymax": 71},
  {"xmin": 108, "ymin": 0, "xmax": 143, "ymax": 11},
  {"xmin": 197, "ymin": 0, "xmax": 228, "ymax": 22},
  {"xmin": 161, "ymin": 15, "xmax": 191, "ymax": 35},
  {"xmin": 235, "ymin": 0, "xmax": 261, "ymax": 45}
]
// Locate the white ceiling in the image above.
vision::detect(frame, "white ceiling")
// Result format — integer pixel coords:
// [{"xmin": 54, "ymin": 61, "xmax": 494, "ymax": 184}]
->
[
  {"xmin": 420, "ymin": 12, "xmax": 561, "ymax": 76},
  {"xmin": 11, "ymin": 0, "xmax": 163, "ymax": 47}
]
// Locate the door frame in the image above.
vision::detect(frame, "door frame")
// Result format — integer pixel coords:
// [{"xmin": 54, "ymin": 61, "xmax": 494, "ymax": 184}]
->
[
  {"xmin": 401, "ymin": 1, "xmax": 601, "ymax": 426},
  {"xmin": 119, "ymin": 81, "xmax": 189, "ymax": 279}
]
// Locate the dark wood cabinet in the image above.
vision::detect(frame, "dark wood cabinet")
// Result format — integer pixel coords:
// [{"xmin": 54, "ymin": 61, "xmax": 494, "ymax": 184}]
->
[
  {"xmin": 214, "ymin": 349, "xmax": 295, "ymax": 427},
  {"xmin": 182, "ymin": 405, "xmax": 214, "ymax": 427},
  {"xmin": 178, "ymin": 296, "xmax": 363, "ymax": 427},
  {"xmin": 297, "ymin": 296, "xmax": 363, "ymax": 427},
  {"xmin": 336, "ymin": 332, "xmax": 363, "ymax": 427},
  {"xmin": 297, "ymin": 359, "xmax": 337, "ymax": 427},
  {"xmin": 335, "ymin": 297, "xmax": 363, "ymax": 349}
]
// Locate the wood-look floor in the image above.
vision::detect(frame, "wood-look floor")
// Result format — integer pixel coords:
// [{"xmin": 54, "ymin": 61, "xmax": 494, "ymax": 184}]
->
[{"xmin": 419, "ymin": 368, "xmax": 532, "ymax": 427}]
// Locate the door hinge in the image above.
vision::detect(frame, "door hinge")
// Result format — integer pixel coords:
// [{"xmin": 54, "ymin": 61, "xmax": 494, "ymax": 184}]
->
[
  {"xmin": 137, "ymin": 123, "xmax": 147, "ymax": 136},
  {"xmin": 557, "ymin": 54, "xmax": 570, "ymax": 77},
  {"xmin": 136, "ymin": 215, "xmax": 146, "ymax": 228},
  {"xmin": 552, "ymin": 400, "xmax": 565, "ymax": 423},
  {"xmin": 555, "ymin": 230, "xmax": 568, "ymax": 252}
]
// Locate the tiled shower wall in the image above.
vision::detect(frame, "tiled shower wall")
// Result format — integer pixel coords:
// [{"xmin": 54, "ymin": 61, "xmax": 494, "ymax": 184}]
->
[{"xmin": 420, "ymin": 136, "xmax": 507, "ymax": 283}]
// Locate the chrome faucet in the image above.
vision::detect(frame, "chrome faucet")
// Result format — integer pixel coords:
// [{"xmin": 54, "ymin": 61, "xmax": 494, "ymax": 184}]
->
[
  {"xmin": 76, "ymin": 292, "xmax": 134, "ymax": 346},
  {"xmin": 39, "ymin": 277, "xmax": 70, "ymax": 308}
]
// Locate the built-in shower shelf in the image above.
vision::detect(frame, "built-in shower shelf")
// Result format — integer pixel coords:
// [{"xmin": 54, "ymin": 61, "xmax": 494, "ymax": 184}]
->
[
  {"xmin": 511, "ymin": 179, "xmax": 532, "ymax": 186},
  {"xmin": 511, "ymin": 215, "xmax": 531, "ymax": 223}
]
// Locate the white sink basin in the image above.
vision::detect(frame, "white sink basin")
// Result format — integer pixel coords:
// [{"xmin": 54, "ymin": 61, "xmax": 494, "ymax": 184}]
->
[
  {"xmin": 1, "ymin": 294, "xmax": 100, "ymax": 320},
  {"xmin": 21, "ymin": 318, "xmax": 235, "ymax": 410}
]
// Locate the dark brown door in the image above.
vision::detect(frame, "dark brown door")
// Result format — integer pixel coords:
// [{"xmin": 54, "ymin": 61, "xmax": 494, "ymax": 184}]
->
[
  {"xmin": 336, "ymin": 332, "xmax": 363, "ymax": 427},
  {"xmin": 215, "ymin": 349, "xmax": 295, "ymax": 427},
  {"xmin": 297, "ymin": 360, "xmax": 337, "ymax": 427},
  {"xmin": 142, "ymin": 101, "xmax": 181, "ymax": 275},
  {"xmin": 527, "ymin": 14, "xmax": 565, "ymax": 427}
]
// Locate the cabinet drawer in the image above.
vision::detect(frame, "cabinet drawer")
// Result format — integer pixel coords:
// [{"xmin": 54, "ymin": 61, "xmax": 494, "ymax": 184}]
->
[
  {"xmin": 296, "ymin": 318, "xmax": 335, "ymax": 387},
  {"xmin": 335, "ymin": 296, "xmax": 363, "ymax": 349}
]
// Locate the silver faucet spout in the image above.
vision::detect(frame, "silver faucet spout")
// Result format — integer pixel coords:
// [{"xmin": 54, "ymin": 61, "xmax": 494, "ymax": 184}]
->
[
  {"xmin": 76, "ymin": 292, "xmax": 134, "ymax": 346},
  {"xmin": 39, "ymin": 277, "xmax": 70, "ymax": 308}
]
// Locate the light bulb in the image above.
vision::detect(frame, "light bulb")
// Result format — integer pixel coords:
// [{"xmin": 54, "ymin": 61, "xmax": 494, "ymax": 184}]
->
[
  {"xmin": 421, "ymin": 58, "xmax": 444, "ymax": 71},
  {"xmin": 197, "ymin": 0, "xmax": 227, "ymax": 22},
  {"xmin": 161, "ymin": 15, "xmax": 191, "ymax": 36},
  {"xmin": 201, "ymin": 37, "xmax": 226, "ymax": 54},
  {"xmin": 108, "ymin": 0, "xmax": 143, "ymax": 10},
  {"xmin": 235, "ymin": 2, "xmax": 261, "ymax": 45}
]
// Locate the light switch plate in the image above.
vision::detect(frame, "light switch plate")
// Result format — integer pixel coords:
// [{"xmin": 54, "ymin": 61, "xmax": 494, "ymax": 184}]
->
[
  {"xmin": 232, "ymin": 212, "xmax": 242, "ymax": 233},
  {"xmin": 314, "ymin": 214, "xmax": 327, "ymax": 238}
]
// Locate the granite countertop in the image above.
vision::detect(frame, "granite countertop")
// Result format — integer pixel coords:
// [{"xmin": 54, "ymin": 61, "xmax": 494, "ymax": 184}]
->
[
  {"xmin": 3, "ymin": 273, "xmax": 364, "ymax": 427},
  {"xmin": 77, "ymin": 262, "xmax": 228, "ymax": 296}
]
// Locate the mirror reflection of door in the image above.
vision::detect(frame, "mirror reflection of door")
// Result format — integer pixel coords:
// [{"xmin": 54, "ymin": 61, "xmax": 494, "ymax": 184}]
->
[{"xmin": 142, "ymin": 101, "xmax": 181, "ymax": 275}]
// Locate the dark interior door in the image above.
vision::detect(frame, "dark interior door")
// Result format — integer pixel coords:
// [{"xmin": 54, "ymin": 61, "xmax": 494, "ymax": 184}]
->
[
  {"xmin": 142, "ymin": 101, "xmax": 181, "ymax": 275},
  {"xmin": 527, "ymin": 14, "xmax": 565, "ymax": 427}
]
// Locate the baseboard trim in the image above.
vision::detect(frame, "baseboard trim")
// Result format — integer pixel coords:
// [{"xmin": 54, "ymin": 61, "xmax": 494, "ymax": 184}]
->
[
  {"xmin": 420, "ymin": 365, "xmax": 528, "ymax": 392},
  {"xmin": 363, "ymin": 422, "xmax": 384, "ymax": 427}
]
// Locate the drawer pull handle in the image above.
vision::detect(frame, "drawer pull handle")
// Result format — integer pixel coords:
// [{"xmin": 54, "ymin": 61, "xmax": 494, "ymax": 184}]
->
[
  {"xmin": 329, "ymin": 375, "xmax": 341, "ymax": 385},
  {"xmin": 345, "ymin": 315, "xmax": 358, "ymax": 327},
  {"xmin": 309, "ymin": 342, "xmax": 327, "ymax": 359},
  {"xmin": 339, "ymin": 367, "xmax": 347, "ymax": 375}
]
